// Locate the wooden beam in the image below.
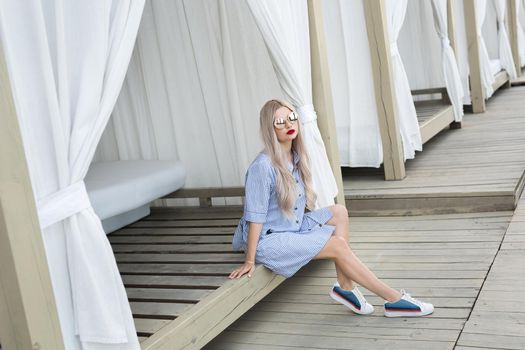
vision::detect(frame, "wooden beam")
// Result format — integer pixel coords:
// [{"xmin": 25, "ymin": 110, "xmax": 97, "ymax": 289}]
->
[
  {"xmin": 508, "ymin": 0, "xmax": 522, "ymax": 76},
  {"xmin": 448, "ymin": 0, "xmax": 459, "ymax": 55},
  {"xmin": 363, "ymin": 0, "xmax": 406, "ymax": 180},
  {"xmin": 464, "ymin": 0, "xmax": 486, "ymax": 112},
  {"xmin": 307, "ymin": 0, "xmax": 346, "ymax": 204},
  {"xmin": 0, "ymin": 39, "xmax": 64, "ymax": 349}
]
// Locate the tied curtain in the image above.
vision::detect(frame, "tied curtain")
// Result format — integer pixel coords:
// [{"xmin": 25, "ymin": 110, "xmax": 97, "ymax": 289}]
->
[
  {"xmin": 247, "ymin": 0, "xmax": 338, "ymax": 208},
  {"xmin": 0, "ymin": 0, "xmax": 144, "ymax": 348},
  {"xmin": 385, "ymin": 0, "xmax": 422, "ymax": 160},
  {"xmin": 494, "ymin": 0, "xmax": 517, "ymax": 79},
  {"xmin": 430, "ymin": 0, "xmax": 465, "ymax": 121},
  {"xmin": 477, "ymin": 0, "xmax": 497, "ymax": 98}
]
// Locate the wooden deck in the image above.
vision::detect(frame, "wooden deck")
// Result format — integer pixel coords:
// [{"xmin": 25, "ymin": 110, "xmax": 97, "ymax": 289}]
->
[
  {"xmin": 344, "ymin": 86, "xmax": 525, "ymax": 216},
  {"xmin": 206, "ymin": 210, "xmax": 515, "ymax": 350},
  {"xmin": 109, "ymin": 206, "xmax": 285, "ymax": 349},
  {"xmin": 415, "ymin": 100, "xmax": 455, "ymax": 145}
]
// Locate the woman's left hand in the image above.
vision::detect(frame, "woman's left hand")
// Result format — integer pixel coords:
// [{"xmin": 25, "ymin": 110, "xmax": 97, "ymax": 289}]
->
[{"xmin": 229, "ymin": 261, "xmax": 256, "ymax": 279}]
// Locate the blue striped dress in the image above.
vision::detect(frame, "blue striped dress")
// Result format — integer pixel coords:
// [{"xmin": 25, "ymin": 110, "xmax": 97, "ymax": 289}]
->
[{"xmin": 232, "ymin": 151, "xmax": 335, "ymax": 278}]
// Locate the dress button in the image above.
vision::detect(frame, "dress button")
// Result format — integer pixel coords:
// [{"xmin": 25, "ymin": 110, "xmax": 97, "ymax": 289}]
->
[
  {"xmin": 296, "ymin": 220, "xmax": 299, "ymax": 223},
  {"xmin": 299, "ymin": 193, "xmax": 302, "ymax": 197},
  {"xmin": 296, "ymin": 179, "xmax": 299, "ymax": 183},
  {"xmin": 318, "ymin": 224, "xmax": 322, "ymax": 227},
  {"xmin": 294, "ymin": 207, "xmax": 298, "ymax": 210}
]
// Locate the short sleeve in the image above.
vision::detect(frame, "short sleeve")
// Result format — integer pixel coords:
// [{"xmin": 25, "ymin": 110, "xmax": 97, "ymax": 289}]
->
[{"xmin": 244, "ymin": 159, "xmax": 274, "ymax": 223}]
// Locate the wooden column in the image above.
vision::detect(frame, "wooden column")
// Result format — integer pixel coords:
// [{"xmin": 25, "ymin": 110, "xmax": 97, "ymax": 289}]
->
[
  {"xmin": 448, "ymin": 0, "xmax": 459, "ymax": 55},
  {"xmin": 508, "ymin": 0, "xmax": 522, "ymax": 76},
  {"xmin": 464, "ymin": 0, "xmax": 487, "ymax": 112},
  {"xmin": 307, "ymin": 0, "xmax": 346, "ymax": 205},
  {"xmin": 0, "ymin": 39, "xmax": 65, "ymax": 349},
  {"xmin": 363, "ymin": 0, "xmax": 406, "ymax": 180}
]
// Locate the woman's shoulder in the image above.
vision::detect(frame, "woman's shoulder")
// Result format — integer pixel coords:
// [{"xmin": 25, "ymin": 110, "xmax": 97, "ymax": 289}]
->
[{"xmin": 247, "ymin": 152, "xmax": 276, "ymax": 177}]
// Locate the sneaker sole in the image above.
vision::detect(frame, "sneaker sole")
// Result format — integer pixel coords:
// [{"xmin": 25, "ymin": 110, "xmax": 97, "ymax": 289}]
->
[
  {"xmin": 384, "ymin": 309, "xmax": 434, "ymax": 317},
  {"xmin": 329, "ymin": 290, "xmax": 374, "ymax": 315}
]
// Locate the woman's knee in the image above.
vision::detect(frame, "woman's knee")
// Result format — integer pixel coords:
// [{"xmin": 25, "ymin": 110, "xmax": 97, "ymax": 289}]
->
[
  {"xmin": 326, "ymin": 236, "xmax": 349, "ymax": 257},
  {"xmin": 330, "ymin": 204, "xmax": 348, "ymax": 222}
]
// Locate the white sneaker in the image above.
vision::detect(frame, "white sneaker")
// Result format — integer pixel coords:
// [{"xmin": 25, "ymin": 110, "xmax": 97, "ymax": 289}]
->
[
  {"xmin": 384, "ymin": 290, "xmax": 434, "ymax": 317},
  {"xmin": 329, "ymin": 281, "xmax": 374, "ymax": 315}
]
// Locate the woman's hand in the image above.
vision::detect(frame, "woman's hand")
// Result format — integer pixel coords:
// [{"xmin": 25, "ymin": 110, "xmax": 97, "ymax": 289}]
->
[{"xmin": 229, "ymin": 261, "xmax": 256, "ymax": 279}]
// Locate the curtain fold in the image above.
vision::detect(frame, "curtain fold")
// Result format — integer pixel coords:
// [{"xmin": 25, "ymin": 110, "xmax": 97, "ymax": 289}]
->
[
  {"xmin": 430, "ymin": 0, "xmax": 464, "ymax": 122},
  {"xmin": 476, "ymin": 0, "xmax": 497, "ymax": 97},
  {"xmin": 95, "ymin": 0, "xmax": 284, "ymax": 208},
  {"xmin": 247, "ymin": 0, "xmax": 337, "ymax": 208},
  {"xmin": 385, "ymin": 0, "xmax": 422, "ymax": 160},
  {"xmin": 494, "ymin": 0, "xmax": 517, "ymax": 79},
  {"xmin": 0, "ymin": 0, "xmax": 144, "ymax": 348}
]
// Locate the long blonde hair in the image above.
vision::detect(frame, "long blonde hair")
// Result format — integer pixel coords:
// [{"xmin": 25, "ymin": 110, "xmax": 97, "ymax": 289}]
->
[{"xmin": 259, "ymin": 99, "xmax": 317, "ymax": 217}]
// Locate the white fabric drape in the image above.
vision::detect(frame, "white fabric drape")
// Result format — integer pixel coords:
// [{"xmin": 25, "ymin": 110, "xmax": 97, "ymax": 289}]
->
[
  {"xmin": 322, "ymin": 0, "xmax": 383, "ymax": 167},
  {"xmin": 430, "ymin": 0, "xmax": 464, "ymax": 121},
  {"xmin": 0, "ymin": 0, "xmax": 144, "ymax": 348},
  {"xmin": 95, "ymin": 0, "xmax": 283, "ymax": 207},
  {"xmin": 519, "ymin": 0, "xmax": 525, "ymax": 66},
  {"xmin": 494, "ymin": 0, "xmax": 518, "ymax": 79},
  {"xmin": 476, "ymin": 0, "xmax": 497, "ymax": 97},
  {"xmin": 247, "ymin": 0, "xmax": 337, "ymax": 208},
  {"xmin": 385, "ymin": 0, "xmax": 422, "ymax": 160}
]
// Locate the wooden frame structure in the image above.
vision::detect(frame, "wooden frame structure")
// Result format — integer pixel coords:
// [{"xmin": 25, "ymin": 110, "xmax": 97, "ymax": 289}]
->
[
  {"xmin": 463, "ymin": 0, "xmax": 513, "ymax": 113},
  {"xmin": 0, "ymin": 38, "xmax": 65, "ymax": 350},
  {"xmin": 0, "ymin": 1, "xmax": 344, "ymax": 349},
  {"xmin": 363, "ymin": 0, "xmax": 460, "ymax": 180}
]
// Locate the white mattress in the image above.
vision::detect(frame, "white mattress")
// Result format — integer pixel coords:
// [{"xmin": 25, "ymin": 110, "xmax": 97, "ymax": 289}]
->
[
  {"xmin": 85, "ymin": 160, "xmax": 186, "ymax": 223},
  {"xmin": 489, "ymin": 59, "xmax": 502, "ymax": 76}
]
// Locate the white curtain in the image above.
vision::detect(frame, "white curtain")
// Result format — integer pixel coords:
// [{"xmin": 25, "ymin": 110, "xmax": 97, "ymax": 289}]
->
[
  {"xmin": 431, "ymin": 0, "xmax": 465, "ymax": 121},
  {"xmin": 477, "ymin": 0, "xmax": 497, "ymax": 97},
  {"xmin": 385, "ymin": 0, "xmax": 422, "ymax": 160},
  {"xmin": 519, "ymin": 0, "xmax": 525, "ymax": 66},
  {"xmin": 247, "ymin": 0, "xmax": 338, "ymax": 207},
  {"xmin": 322, "ymin": 0, "xmax": 383, "ymax": 168},
  {"xmin": 494, "ymin": 0, "xmax": 518, "ymax": 79},
  {"xmin": 0, "ymin": 1, "xmax": 144, "ymax": 349},
  {"xmin": 95, "ymin": 0, "xmax": 283, "ymax": 206}
]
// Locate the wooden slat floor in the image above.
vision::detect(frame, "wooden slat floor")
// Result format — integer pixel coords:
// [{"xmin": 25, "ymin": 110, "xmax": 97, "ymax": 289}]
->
[
  {"xmin": 456, "ymin": 195, "xmax": 525, "ymax": 350},
  {"xmin": 344, "ymin": 86, "xmax": 525, "ymax": 216},
  {"xmin": 206, "ymin": 211, "xmax": 514, "ymax": 350}
]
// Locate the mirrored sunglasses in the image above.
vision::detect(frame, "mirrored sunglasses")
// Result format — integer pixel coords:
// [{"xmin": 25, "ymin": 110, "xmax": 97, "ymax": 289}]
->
[{"xmin": 274, "ymin": 111, "xmax": 299, "ymax": 129}]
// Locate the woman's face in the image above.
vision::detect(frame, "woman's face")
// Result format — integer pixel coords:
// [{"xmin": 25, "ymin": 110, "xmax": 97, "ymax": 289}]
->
[{"xmin": 273, "ymin": 106, "xmax": 299, "ymax": 143}]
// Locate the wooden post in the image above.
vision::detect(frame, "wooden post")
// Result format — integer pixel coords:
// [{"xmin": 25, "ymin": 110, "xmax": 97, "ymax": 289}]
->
[
  {"xmin": 448, "ymin": 0, "xmax": 459, "ymax": 55},
  {"xmin": 508, "ymin": 0, "xmax": 522, "ymax": 76},
  {"xmin": 0, "ymin": 39, "xmax": 65, "ymax": 349},
  {"xmin": 363, "ymin": 0, "xmax": 406, "ymax": 180},
  {"xmin": 464, "ymin": 0, "xmax": 487, "ymax": 112},
  {"xmin": 307, "ymin": 0, "xmax": 346, "ymax": 205}
]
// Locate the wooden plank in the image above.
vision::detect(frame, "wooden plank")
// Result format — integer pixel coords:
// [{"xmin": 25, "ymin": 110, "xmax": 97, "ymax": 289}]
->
[
  {"xmin": 141, "ymin": 267, "xmax": 285, "ymax": 350},
  {"xmin": 463, "ymin": 0, "xmax": 486, "ymax": 112},
  {"xmin": 363, "ymin": 0, "xmax": 406, "ymax": 180},
  {"xmin": 418, "ymin": 104, "xmax": 455, "ymax": 144},
  {"xmin": 492, "ymin": 70, "xmax": 511, "ymax": 92},
  {"xmin": 0, "ymin": 37, "xmax": 64, "ymax": 349}
]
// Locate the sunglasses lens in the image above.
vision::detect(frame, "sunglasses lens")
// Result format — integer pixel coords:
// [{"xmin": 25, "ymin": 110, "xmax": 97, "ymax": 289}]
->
[
  {"xmin": 274, "ymin": 118, "xmax": 286, "ymax": 129},
  {"xmin": 288, "ymin": 112, "xmax": 298, "ymax": 122}
]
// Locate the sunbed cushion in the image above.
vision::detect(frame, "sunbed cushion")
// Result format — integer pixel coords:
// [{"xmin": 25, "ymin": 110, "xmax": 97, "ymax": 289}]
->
[{"xmin": 85, "ymin": 160, "xmax": 186, "ymax": 232}]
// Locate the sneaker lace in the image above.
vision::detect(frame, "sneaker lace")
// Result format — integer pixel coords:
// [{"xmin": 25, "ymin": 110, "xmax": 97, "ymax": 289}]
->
[{"xmin": 400, "ymin": 289, "xmax": 423, "ymax": 307}]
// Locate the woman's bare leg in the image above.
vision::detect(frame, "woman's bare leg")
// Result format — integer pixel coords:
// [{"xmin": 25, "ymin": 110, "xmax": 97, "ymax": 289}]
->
[
  {"xmin": 315, "ymin": 235, "xmax": 401, "ymax": 302},
  {"xmin": 326, "ymin": 204, "xmax": 355, "ymax": 290}
]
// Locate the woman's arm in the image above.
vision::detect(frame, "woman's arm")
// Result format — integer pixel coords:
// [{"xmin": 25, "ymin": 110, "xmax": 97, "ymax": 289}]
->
[{"xmin": 229, "ymin": 222, "xmax": 262, "ymax": 279}]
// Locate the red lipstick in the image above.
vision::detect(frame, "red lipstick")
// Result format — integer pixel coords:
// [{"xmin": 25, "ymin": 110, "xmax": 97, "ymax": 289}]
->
[{"xmin": 287, "ymin": 129, "xmax": 295, "ymax": 135}]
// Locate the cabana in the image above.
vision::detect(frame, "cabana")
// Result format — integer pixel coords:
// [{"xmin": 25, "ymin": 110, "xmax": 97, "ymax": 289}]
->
[
  {"xmin": 454, "ymin": 0, "xmax": 517, "ymax": 112},
  {"xmin": 323, "ymin": 0, "xmax": 464, "ymax": 180},
  {"xmin": 508, "ymin": 0, "xmax": 525, "ymax": 79},
  {"xmin": 0, "ymin": 0, "xmax": 345, "ymax": 349}
]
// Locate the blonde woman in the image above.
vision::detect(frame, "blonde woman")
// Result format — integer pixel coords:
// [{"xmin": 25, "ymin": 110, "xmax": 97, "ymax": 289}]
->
[{"xmin": 230, "ymin": 99, "xmax": 433, "ymax": 317}]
